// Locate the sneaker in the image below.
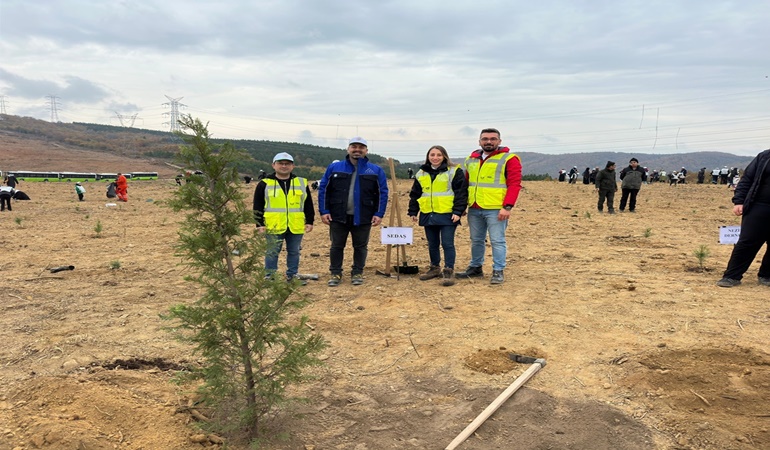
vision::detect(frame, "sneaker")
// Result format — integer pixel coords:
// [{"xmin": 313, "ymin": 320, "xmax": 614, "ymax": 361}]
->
[
  {"xmin": 288, "ymin": 276, "xmax": 307, "ymax": 286},
  {"xmin": 351, "ymin": 273, "xmax": 364, "ymax": 285},
  {"xmin": 419, "ymin": 265, "xmax": 442, "ymax": 281},
  {"xmin": 490, "ymin": 270, "xmax": 504, "ymax": 285},
  {"xmin": 441, "ymin": 268, "xmax": 455, "ymax": 286},
  {"xmin": 716, "ymin": 277, "xmax": 741, "ymax": 288},
  {"xmin": 327, "ymin": 274, "xmax": 342, "ymax": 287},
  {"xmin": 608, "ymin": 210, "xmax": 616, "ymax": 215},
  {"xmin": 456, "ymin": 265, "xmax": 484, "ymax": 279},
  {"xmin": 759, "ymin": 277, "xmax": 770, "ymax": 286}
]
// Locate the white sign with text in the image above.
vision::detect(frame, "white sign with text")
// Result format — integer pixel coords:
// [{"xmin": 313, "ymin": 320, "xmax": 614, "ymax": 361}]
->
[
  {"xmin": 719, "ymin": 225, "xmax": 741, "ymax": 245},
  {"xmin": 381, "ymin": 226, "xmax": 413, "ymax": 245}
]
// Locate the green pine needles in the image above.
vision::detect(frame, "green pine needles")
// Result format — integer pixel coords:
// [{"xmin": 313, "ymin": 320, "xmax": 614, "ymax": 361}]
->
[{"xmin": 163, "ymin": 116, "xmax": 326, "ymax": 443}]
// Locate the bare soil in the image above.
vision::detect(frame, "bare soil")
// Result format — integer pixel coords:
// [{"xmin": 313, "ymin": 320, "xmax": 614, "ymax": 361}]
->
[{"xmin": 1, "ymin": 142, "xmax": 769, "ymax": 449}]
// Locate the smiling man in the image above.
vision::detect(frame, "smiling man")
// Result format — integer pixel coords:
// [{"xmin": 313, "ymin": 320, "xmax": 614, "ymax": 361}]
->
[
  {"xmin": 318, "ymin": 137, "xmax": 389, "ymax": 286},
  {"xmin": 253, "ymin": 152, "xmax": 315, "ymax": 285}
]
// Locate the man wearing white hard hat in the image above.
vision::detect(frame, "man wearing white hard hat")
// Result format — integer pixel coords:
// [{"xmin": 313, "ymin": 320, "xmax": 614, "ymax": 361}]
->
[
  {"xmin": 253, "ymin": 152, "xmax": 315, "ymax": 285},
  {"xmin": 318, "ymin": 137, "xmax": 389, "ymax": 286}
]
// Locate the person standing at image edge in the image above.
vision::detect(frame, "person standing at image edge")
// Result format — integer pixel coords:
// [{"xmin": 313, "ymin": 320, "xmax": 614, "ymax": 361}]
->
[
  {"xmin": 716, "ymin": 148, "xmax": 770, "ymax": 288},
  {"xmin": 408, "ymin": 145, "xmax": 468, "ymax": 287},
  {"xmin": 253, "ymin": 152, "xmax": 315, "ymax": 285},
  {"xmin": 595, "ymin": 161, "xmax": 618, "ymax": 214},
  {"xmin": 318, "ymin": 137, "xmax": 389, "ymax": 286},
  {"xmin": 619, "ymin": 157, "xmax": 646, "ymax": 213},
  {"xmin": 456, "ymin": 128, "xmax": 522, "ymax": 285}
]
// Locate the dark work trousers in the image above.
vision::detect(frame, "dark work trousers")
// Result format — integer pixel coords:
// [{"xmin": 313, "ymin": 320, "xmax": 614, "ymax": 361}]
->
[
  {"xmin": 722, "ymin": 202, "xmax": 770, "ymax": 281},
  {"xmin": 619, "ymin": 188, "xmax": 639, "ymax": 212},
  {"xmin": 329, "ymin": 215, "xmax": 372, "ymax": 276},
  {"xmin": 0, "ymin": 194, "xmax": 11, "ymax": 211},
  {"xmin": 597, "ymin": 190, "xmax": 615, "ymax": 212},
  {"xmin": 424, "ymin": 224, "xmax": 458, "ymax": 269}
]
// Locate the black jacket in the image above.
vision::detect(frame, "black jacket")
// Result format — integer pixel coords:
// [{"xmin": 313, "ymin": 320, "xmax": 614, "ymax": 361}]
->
[{"xmin": 733, "ymin": 148, "xmax": 770, "ymax": 214}]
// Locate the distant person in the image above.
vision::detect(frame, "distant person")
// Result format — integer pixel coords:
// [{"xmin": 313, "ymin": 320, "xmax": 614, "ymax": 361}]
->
[
  {"xmin": 175, "ymin": 174, "xmax": 183, "ymax": 186},
  {"xmin": 115, "ymin": 173, "xmax": 128, "ymax": 202},
  {"xmin": 318, "ymin": 137, "xmax": 388, "ymax": 286},
  {"xmin": 310, "ymin": 180, "xmax": 319, "ymax": 191},
  {"xmin": 711, "ymin": 167, "xmax": 720, "ymax": 184},
  {"xmin": 697, "ymin": 167, "xmax": 706, "ymax": 184},
  {"xmin": 679, "ymin": 167, "xmax": 688, "ymax": 183},
  {"xmin": 619, "ymin": 157, "xmax": 645, "ymax": 213},
  {"xmin": 595, "ymin": 161, "xmax": 617, "ymax": 214},
  {"xmin": 720, "ymin": 166, "xmax": 729, "ymax": 184},
  {"xmin": 243, "ymin": 175, "xmax": 253, "ymax": 184},
  {"xmin": 407, "ymin": 167, "xmax": 414, "ymax": 179},
  {"xmin": 668, "ymin": 171, "xmax": 679, "ymax": 186},
  {"xmin": 0, "ymin": 184, "xmax": 15, "ymax": 211},
  {"xmin": 408, "ymin": 145, "xmax": 468, "ymax": 287},
  {"xmin": 257, "ymin": 169, "xmax": 267, "ymax": 181},
  {"xmin": 568, "ymin": 166, "xmax": 578, "ymax": 184},
  {"xmin": 75, "ymin": 182, "xmax": 86, "ymax": 201},
  {"xmin": 582, "ymin": 167, "xmax": 591, "ymax": 185},
  {"xmin": 716, "ymin": 148, "xmax": 770, "ymax": 288},
  {"xmin": 456, "ymin": 128, "xmax": 522, "ymax": 285},
  {"xmin": 106, "ymin": 181, "xmax": 117, "ymax": 199},
  {"xmin": 13, "ymin": 190, "xmax": 30, "ymax": 200},
  {"xmin": 253, "ymin": 152, "xmax": 315, "ymax": 285},
  {"xmin": 589, "ymin": 167, "xmax": 598, "ymax": 184},
  {"xmin": 3, "ymin": 174, "xmax": 19, "ymax": 189},
  {"xmin": 558, "ymin": 169, "xmax": 566, "ymax": 182}
]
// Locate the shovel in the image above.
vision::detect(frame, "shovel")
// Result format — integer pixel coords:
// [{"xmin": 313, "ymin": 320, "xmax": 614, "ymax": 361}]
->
[{"xmin": 376, "ymin": 158, "xmax": 419, "ymax": 277}]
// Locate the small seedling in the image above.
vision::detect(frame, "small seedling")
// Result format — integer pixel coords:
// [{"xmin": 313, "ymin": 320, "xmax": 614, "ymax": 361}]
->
[
  {"xmin": 693, "ymin": 244, "xmax": 710, "ymax": 272},
  {"xmin": 644, "ymin": 227, "xmax": 652, "ymax": 238},
  {"xmin": 109, "ymin": 260, "xmax": 121, "ymax": 270},
  {"xmin": 584, "ymin": 211, "xmax": 591, "ymax": 219},
  {"xmin": 94, "ymin": 219, "xmax": 103, "ymax": 237},
  {"xmin": 14, "ymin": 217, "xmax": 23, "ymax": 228}
]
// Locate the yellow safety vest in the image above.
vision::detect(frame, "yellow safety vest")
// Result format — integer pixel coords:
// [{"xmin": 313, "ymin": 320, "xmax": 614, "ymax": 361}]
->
[
  {"xmin": 416, "ymin": 167, "xmax": 457, "ymax": 214},
  {"xmin": 263, "ymin": 177, "xmax": 307, "ymax": 234},
  {"xmin": 465, "ymin": 152, "xmax": 518, "ymax": 209}
]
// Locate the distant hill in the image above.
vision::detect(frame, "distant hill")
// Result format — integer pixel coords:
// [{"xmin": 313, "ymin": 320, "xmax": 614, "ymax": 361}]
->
[{"xmin": 1, "ymin": 114, "xmax": 757, "ymax": 180}]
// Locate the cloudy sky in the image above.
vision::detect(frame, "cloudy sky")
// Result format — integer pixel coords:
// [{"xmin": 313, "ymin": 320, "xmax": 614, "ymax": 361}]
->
[{"xmin": 2, "ymin": 0, "xmax": 769, "ymax": 160}]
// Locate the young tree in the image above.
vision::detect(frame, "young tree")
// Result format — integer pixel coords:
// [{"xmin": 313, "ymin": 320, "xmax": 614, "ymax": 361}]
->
[{"xmin": 164, "ymin": 115, "xmax": 326, "ymax": 442}]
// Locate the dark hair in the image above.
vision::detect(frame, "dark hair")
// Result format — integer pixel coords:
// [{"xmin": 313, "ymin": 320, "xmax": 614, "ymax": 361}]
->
[
  {"xmin": 425, "ymin": 145, "xmax": 454, "ymax": 167},
  {"xmin": 479, "ymin": 128, "xmax": 501, "ymax": 138},
  {"xmin": 630, "ymin": 158, "xmax": 638, "ymax": 163},
  {"xmin": 606, "ymin": 161, "xmax": 616, "ymax": 169}
]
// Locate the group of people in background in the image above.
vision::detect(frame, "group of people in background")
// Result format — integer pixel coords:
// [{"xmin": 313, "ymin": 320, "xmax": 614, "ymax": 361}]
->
[{"xmin": 254, "ymin": 128, "xmax": 522, "ymax": 288}]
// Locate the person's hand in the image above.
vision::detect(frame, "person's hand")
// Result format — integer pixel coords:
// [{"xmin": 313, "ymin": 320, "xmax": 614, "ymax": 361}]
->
[
  {"xmin": 305, "ymin": 224, "xmax": 314, "ymax": 233},
  {"xmin": 733, "ymin": 205, "xmax": 744, "ymax": 216},
  {"xmin": 451, "ymin": 214, "xmax": 460, "ymax": 223},
  {"xmin": 372, "ymin": 216, "xmax": 382, "ymax": 226},
  {"xmin": 321, "ymin": 214, "xmax": 332, "ymax": 225},
  {"xmin": 498, "ymin": 208, "xmax": 511, "ymax": 221},
  {"xmin": 410, "ymin": 215, "xmax": 418, "ymax": 223},
  {"xmin": 256, "ymin": 226, "xmax": 266, "ymax": 233}
]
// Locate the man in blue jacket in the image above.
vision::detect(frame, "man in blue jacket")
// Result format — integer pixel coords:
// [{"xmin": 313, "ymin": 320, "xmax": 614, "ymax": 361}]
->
[{"xmin": 318, "ymin": 137, "xmax": 389, "ymax": 286}]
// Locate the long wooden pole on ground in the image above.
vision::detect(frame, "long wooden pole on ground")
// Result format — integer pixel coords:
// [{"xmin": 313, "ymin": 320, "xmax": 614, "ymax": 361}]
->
[{"xmin": 445, "ymin": 359, "xmax": 546, "ymax": 450}]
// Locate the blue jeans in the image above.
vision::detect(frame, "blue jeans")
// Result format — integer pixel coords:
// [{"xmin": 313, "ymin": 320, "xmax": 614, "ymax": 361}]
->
[
  {"xmin": 424, "ymin": 225, "xmax": 457, "ymax": 269},
  {"xmin": 467, "ymin": 208, "xmax": 508, "ymax": 271},
  {"xmin": 265, "ymin": 231, "xmax": 303, "ymax": 279}
]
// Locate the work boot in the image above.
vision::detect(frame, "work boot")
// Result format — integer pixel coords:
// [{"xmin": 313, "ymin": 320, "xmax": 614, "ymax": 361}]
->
[
  {"xmin": 419, "ymin": 265, "xmax": 441, "ymax": 281},
  {"xmin": 490, "ymin": 270, "xmax": 504, "ymax": 285},
  {"xmin": 441, "ymin": 268, "xmax": 455, "ymax": 286},
  {"xmin": 760, "ymin": 277, "xmax": 770, "ymax": 286},
  {"xmin": 456, "ymin": 265, "xmax": 483, "ymax": 279}
]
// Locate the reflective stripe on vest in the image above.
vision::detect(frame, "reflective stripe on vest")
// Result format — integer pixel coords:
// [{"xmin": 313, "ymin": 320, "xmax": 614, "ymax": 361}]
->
[
  {"xmin": 416, "ymin": 167, "xmax": 457, "ymax": 214},
  {"xmin": 465, "ymin": 152, "xmax": 517, "ymax": 209},
  {"xmin": 263, "ymin": 177, "xmax": 307, "ymax": 234}
]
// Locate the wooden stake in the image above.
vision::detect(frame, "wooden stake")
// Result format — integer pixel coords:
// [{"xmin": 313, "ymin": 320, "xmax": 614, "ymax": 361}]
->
[{"xmin": 445, "ymin": 359, "xmax": 546, "ymax": 450}]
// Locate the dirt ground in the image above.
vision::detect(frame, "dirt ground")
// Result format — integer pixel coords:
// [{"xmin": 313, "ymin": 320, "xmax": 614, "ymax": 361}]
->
[{"xmin": 1, "ymin": 142, "xmax": 769, "ymax": 449}]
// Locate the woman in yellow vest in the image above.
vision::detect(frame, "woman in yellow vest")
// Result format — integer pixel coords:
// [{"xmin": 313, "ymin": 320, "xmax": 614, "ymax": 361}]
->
[
  {"xmin": 253, "ymin": 152, "xmax": 315, "ymax": 284},
  {"xmin": 407, "ymin": 145, "xmax": 468, "ymax": 286}
]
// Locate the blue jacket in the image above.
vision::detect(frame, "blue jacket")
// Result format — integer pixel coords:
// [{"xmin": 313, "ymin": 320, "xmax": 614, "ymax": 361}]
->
[{"xmin": 318, "ymin": 155, "xmax": 389, "ymax": 226}]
